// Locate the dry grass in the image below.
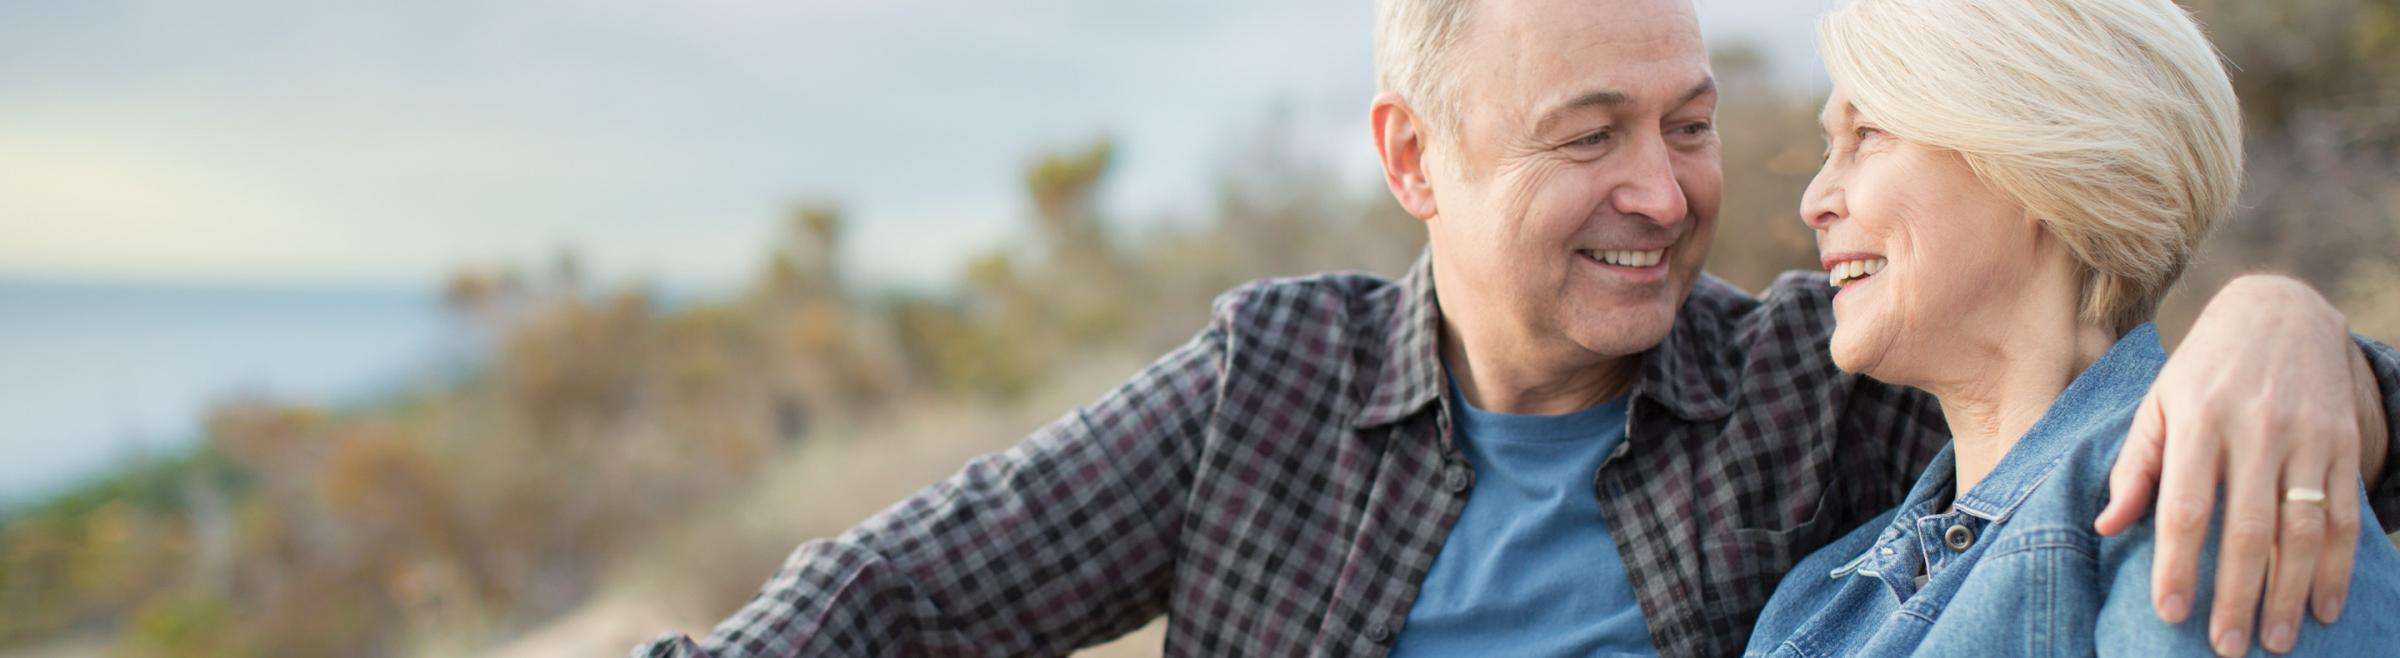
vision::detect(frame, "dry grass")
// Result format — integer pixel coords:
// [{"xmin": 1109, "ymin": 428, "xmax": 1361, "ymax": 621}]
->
[{"xmin": 474, "ymin": 354, "xmax": 1160, "ymax": 658}]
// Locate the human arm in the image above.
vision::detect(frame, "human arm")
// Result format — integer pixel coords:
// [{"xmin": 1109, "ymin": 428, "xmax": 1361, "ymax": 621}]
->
[
  {"xmin": 631, "ymin": 326, "xmax": 1222, "ymax": 657},
  {"xmin": 2094, "ymin": 274, "xmax": 2400, "ymax": 655}
]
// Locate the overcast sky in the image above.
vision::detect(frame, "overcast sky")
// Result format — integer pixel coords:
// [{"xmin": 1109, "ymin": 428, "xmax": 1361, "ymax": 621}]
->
[{"xmin": 0, "ymin": 0, "xmax": 1837, "ymax": 293}]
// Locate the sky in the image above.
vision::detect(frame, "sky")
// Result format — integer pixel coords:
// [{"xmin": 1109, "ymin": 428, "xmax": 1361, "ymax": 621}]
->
[{"xmin": 0, "ymin": 0, "xmax": 1836, "ymax": 294}]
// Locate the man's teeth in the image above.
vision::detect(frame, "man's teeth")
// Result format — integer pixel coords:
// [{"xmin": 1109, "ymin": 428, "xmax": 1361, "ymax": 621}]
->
[
  {"xmin": 1587, "ymin": 249, "xmax": 1666, "ymax": 267},
  {"xmin": 1828, "ymin": 258, "xmax": 1887, "ymax": 287}
]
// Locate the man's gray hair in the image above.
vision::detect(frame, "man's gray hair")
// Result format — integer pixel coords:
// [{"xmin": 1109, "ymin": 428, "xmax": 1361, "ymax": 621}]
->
[{"xmin": 1374, "ymin": 0, "xmax": 1477, "ymax": 135}]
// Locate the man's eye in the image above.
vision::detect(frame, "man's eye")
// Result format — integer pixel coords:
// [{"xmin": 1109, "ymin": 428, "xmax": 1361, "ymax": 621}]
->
[
  {"xmin": 1569, "ymin": 130, "xmax": 1612, "ymax": 148},
  {"xmin": 1678, "ymin": 121, "xmax": 1714, "ymax": 136}
]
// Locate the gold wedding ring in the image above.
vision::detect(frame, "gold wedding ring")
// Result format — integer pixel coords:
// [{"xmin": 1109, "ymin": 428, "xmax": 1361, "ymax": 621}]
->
[{"xmin": 2284, "ymin": 487, "xmax": 2329, "ymax": 508}]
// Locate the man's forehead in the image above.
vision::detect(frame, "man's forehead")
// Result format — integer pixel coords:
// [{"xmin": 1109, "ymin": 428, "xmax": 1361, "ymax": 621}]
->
[
  {"xmin": 1465, "ymin": 0, "xmax": 1710, "ymax": 108},
  {"xmin": 1473, "ymin": 0, "xmax": 1704, "ymax": 54}
]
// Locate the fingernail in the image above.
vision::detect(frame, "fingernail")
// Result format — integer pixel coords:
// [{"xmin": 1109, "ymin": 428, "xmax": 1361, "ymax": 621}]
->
[
  {"xmin": 2316, "ymin": 597, "xmax": 2344, "ymax": 623},
  {"xmin": 2160, "ymin": 593, "xmax": 2189, "ymax": 621},
  {"xmin": 2265, "ymin": 622, "xmax": 2295, "ymax": 652},
  {"xmin": 2216, "ymin": 628, "xmax": 2246, "ymax": 656}
]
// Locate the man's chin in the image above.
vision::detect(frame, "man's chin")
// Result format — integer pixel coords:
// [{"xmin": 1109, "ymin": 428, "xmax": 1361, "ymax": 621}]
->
[{"xmin": 1565, "ymin": 308, "xmax": 1678, "ymax": 359}]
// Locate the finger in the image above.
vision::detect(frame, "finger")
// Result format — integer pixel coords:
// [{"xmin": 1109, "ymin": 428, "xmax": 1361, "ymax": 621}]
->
[
  {"xmin": 2208, "ymin": 444, "xmax": 2280, "ymax": 657},
  {"xmin": 2101, "ymin": 394, "xmax": 2170, "ymax": 536},
  {"xmin": 2151, "ymin": 417, "xmax": 2220, "ymax": 625},
  {"xmin": 2311, "ymin": 449, "xmax": 2362, "ymax": 624},
  {"xmin": 2258, "ymin": 446, "xmax": 2332, "ymax": 654}
]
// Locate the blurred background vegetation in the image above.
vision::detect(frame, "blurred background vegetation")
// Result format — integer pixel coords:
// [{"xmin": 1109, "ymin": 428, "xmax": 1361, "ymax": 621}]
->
[{"xmin": 3, "ymin": 1, "xmax": 2396, "ymax": 656}]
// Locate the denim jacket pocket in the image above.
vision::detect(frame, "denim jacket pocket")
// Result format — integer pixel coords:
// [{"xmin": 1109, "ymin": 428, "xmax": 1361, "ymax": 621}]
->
[{"xmin": 1917, "ymin": 527, "xmax": 2101, "ymax": 657}]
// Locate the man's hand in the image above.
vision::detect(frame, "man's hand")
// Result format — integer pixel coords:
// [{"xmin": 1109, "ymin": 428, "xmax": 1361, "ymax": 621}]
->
[{"xmin": 2094, "ymin": 274, "xmax": 2378, "ymax": 656}]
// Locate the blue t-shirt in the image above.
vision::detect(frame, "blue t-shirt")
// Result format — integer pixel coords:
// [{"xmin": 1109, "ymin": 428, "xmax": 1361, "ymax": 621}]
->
[{"xmin": 1388, "ymin": 377, "xmax": 1657, "ymax": 657}]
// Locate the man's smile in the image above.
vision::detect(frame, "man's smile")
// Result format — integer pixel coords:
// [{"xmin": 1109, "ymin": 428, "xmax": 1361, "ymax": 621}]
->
[{"xmin": 1575, "ymin": 246, "xmax": 1672, "ymax": 283}]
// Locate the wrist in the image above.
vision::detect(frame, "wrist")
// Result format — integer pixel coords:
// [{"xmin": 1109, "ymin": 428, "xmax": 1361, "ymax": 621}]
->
[{"xmin": 2215, "ymin": 273, "xmax": 2346, "ymax": 331}]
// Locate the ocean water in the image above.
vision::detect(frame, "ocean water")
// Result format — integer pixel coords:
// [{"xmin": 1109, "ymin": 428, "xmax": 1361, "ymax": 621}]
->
[{"xmin": 0, "ymin": 280, "xmax": 478, "ymax": 509}]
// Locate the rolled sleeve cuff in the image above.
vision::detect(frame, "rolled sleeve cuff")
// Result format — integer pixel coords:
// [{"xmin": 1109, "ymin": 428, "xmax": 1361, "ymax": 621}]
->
[
  {"xmin": 2356, "ymin": 334, "xmax": 2400, "ymax": 530},
  {"xmin": 630, "ymin": 633, "xmax": 711, "ymax": 658}
]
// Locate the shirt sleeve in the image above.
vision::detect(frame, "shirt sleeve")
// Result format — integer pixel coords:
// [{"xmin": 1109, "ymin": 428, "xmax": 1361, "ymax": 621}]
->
[
  {"xmin": 629, "ymin": 323, "xmax": 1224, "ymax": 658},
  {"xmin": 2355, "ymin": 334, "xmax": 2400, "ymax": 530}
]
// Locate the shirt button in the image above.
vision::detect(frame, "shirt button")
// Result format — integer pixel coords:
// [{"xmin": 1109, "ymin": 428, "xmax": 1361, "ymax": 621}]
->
[
  {"xmin": 1366, "ymin": 622, "xmax": 1393, "ymax": 643},
  {"xmin": 1442, "ymin": 464, "xmax": 1472, "ymax": 493},
  {"xmin": 1944, "ymin": 524, "xmax": 1975, "ymax": 552}
]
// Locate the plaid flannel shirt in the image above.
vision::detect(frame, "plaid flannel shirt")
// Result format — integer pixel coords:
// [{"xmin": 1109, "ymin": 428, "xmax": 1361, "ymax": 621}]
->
[{"xmin": 638, "ymin": 252, "xmax": 2400, "ymax": 658}]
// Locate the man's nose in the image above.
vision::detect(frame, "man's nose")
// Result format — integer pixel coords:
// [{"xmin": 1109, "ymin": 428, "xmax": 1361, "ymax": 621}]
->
[{"xmin": 1609, "ymin": 133, "xmax": 1689, "ymax": 228}]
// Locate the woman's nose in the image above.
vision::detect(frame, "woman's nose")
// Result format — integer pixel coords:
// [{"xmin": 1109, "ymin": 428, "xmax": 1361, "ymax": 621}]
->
[{"xmin": 1798, "ymin": 170, "xmax": 1844, "ymax": 231}]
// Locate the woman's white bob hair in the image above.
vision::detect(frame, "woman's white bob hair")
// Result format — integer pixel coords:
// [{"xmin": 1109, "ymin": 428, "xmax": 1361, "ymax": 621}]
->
[{"xmin": 1819, "ymin": 0, "xmax": 2245, "ymax": 332}]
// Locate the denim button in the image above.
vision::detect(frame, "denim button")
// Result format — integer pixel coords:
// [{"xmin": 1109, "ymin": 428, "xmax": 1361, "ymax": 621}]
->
[
  {"xmin": 1944, "ymin": 524, "xmax": 1975, "ymax": 552},
  {"xmin": 1443, "ymin": 464, "xmax": 1471, "ymax": 493}
]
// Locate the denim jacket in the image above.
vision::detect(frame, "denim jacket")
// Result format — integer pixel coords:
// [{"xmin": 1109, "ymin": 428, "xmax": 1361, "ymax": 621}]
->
[{"xmin": 1745, "ymin": 324, "xmax": 2400, "ymax": 657}]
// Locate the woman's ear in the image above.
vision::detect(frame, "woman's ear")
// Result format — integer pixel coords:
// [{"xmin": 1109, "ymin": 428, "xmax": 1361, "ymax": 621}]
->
[{"xmin": 1371, "ymin": 92, "xmax": 1440, "ymax": 221}]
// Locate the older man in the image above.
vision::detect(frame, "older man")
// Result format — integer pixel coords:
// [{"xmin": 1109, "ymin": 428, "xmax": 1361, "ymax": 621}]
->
[{"xmin": 637, "ymin": 1, "xmax": 2400, "ymax": 656}]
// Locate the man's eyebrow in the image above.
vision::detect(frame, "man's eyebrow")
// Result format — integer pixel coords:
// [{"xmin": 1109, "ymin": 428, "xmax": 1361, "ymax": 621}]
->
[
  {"xmin": 1675, "ymin": 76, "xmax": 1716, "ymax": 108},
  {"xmin": 1531, "ymin": 76, "xmax": 1719, "ymax": 137},
  {"xmin": 1532, "ymin": 88, "xmax": 1631, "ymax": 136}
]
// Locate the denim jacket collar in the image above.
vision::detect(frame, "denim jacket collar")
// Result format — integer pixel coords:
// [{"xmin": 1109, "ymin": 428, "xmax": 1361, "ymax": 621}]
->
[{"xmin": 1914, "ymin": 324, "xmax": 2168, "ymax": 524}]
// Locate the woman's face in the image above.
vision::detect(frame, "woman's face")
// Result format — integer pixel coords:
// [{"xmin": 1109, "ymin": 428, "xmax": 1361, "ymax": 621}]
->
[{"xmin": 1799, "ymin": 86, "xmax": 2046, "ymax": 382}]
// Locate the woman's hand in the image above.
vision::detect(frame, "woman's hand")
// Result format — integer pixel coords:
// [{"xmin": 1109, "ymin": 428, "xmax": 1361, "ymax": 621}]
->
[{"xmin": 2094, "ymin": 274, "xmax": 2387, "ymax": 656}]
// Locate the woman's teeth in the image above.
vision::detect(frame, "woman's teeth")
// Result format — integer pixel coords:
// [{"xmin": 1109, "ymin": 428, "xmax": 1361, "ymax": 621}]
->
[
  {"xmin": 1829, "ymin": 258, "xmax": 1887, "ymax": 287},
  {"xmin": 1584, "ymin": 248, "xmax": 1666, "ymax": 267}
]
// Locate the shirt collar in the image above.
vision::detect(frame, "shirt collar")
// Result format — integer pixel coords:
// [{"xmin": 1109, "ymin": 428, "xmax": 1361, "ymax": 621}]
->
[
  {"xmin": 1353, "ymin": 250, "xmax": 1447, "ymax": 429},
  {"xmin": 1945, "ymin": 323, "xmax": 2167, "ymax": 522},
  {"xmin": 1351, "ymin": 249, "xmax": 1740, "ymax": 429}
]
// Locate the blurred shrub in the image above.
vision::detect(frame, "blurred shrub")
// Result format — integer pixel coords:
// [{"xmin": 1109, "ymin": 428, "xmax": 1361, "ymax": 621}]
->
[
  {"xmin": 2158, "ymin": 0, "xmax": 2400, "ymax": 343},
  {"xmin": 1701, "ymin": 42, "xmax": 1829, "ymax": 291},
  {"xmin": 121, "ymin": 592, "xmax": 244, "ymax": 658}
]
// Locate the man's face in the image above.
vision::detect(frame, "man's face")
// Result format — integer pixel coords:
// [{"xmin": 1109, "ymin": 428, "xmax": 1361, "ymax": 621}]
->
[{"xmin": 1422, "ymin": 0, "xmax": 1720, "ymax": 359}]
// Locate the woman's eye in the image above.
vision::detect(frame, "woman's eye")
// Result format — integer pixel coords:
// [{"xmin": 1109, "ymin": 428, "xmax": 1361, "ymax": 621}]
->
[{"xmin": 1855, "ymin": 126, "xmax": 1882, "ymax": 141}]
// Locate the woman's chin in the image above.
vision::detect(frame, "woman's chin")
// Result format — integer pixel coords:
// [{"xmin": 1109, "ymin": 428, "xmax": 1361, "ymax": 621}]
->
[{"xmin": 1828, "ymin": 324, "xmax": 1881, "ymax": 376}]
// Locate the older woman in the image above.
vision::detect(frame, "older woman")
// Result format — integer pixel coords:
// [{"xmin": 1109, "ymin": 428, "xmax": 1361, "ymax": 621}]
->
[{"xmin": 1744, "ymin": 0, "xmax": 2400, "ymax": 656}]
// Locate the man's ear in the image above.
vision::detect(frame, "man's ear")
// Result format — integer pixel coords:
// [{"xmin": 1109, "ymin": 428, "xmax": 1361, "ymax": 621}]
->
[{"xmin": 1372, "ymin": 92, "xmax": 1440, "ymax": 221}]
